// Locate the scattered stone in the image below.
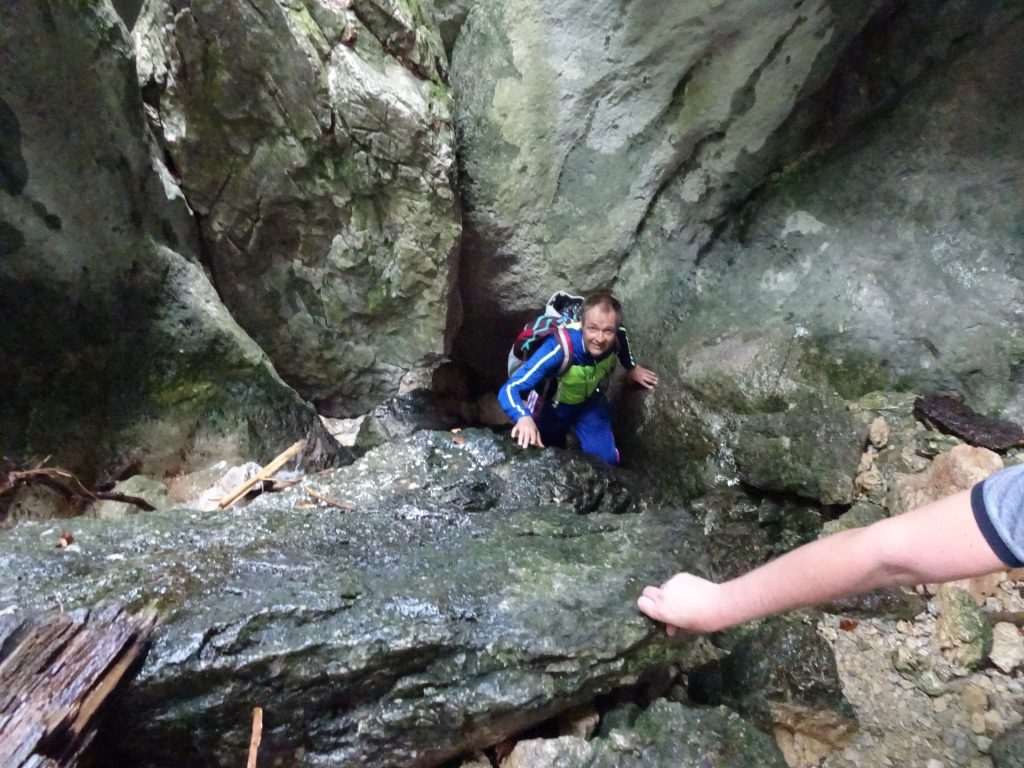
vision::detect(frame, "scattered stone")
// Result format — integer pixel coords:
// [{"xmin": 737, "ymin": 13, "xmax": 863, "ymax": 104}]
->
[
  {"xmin": 894, "ymin": 445, "xmax": 1003, "ymax": 514},
  {"xmin": 868, "ymin": 418, "xmax": 890, "ymax": 449},
  {"xmin": 91, "ymin": 475, "xmax": 171, "ymax": 520},
  {"xmin": 935, "ymin": 585, "xmax": 993, "ymax": 674},
  {"xmin": 459, "ymin": 751, "xmax": 492, "ymax": 768},
  {"xmin": 770, "ymin": 701, "xmax": 859, "ymax": 767},
  {"xmin": 913, "ymin": 395, "xmax": 1024, "ymax": 451},
  {"xmin": 947, "ymin": 571, "xmax": 1011, "ymax": 606},
  {"xmin": 557, "ymin": 704, "xmax": 600, "ymax": 739},
  {"xmin": 972, "ymin": 712, "xmax": 989, "ymax": 734},
  {"xmin": 988, "ymin": 622, "xmax": 1024, "ymax": 673},
  {"xmin": 892, "ymin": 646, "xmax": 946, "ymax": 697},
  {"xmin": 990, "ymin": 720, "xmax": 1024, "ymax": 767},
  {"xmin": 960, "ymin": 684, "xmax": 989, "ymax": 714},
  {"xmin": 320, "ymin": 415, "xmax": 365, "ymax": 447}
]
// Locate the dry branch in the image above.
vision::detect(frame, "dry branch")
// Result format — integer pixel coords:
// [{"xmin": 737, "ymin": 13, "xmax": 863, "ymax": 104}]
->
[
  {"xmin": 304, "ymin": 485, "xmax": 354, "ymax": 511},
  {"xmin": 1, "ymin": 465, "xmax": 155, "ymax": 512},
  {"xmin": 218, "ymin": 440, "xmax": 306, "ymax": 509},
  {"xmin": 247, "ymin": 707, "xmax": 263, "ymax": 768}
]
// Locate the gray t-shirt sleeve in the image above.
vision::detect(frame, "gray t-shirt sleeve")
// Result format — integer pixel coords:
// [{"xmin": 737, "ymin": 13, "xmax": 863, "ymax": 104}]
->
[{"xmin": 975, "ymin": 463, "xmax": 1024, "ymax": 567}]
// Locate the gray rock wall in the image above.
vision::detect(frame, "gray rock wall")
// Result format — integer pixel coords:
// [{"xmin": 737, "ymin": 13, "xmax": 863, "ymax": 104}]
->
[
  {"xmin": 0, "ymin": 0, "xmax": 334, "ymax": 479},
  {"xmin": 450, "ymin": 0, "xmax": 890, "ymax": 373},
  {"xmin": 615, "ymin": 12, "xmax": 1024, "ymax": 494},
  {"xmin": 134, "ymin": 0, "xmax": 462, "ymax": 416}
]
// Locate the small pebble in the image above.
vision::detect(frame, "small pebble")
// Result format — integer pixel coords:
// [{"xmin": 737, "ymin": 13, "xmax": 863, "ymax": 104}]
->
[{"xmin": 970, "ymin": 712, "xmax": 987, "ymax": 734}]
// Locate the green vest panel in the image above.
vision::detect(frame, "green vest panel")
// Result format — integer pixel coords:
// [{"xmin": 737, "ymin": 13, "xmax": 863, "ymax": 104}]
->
[{"xmin": 554, "ymin": 353, "xmax": 617, "ymax": 405}]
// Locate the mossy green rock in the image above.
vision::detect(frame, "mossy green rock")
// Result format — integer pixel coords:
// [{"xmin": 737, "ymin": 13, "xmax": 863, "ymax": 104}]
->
[
  {"xmin": 0, "ymin": 429, "xmax": 710, "ymax": 767},
  {"xmin": 991, "ymin": 721, "xmax": 1024, "ymax": 768},
  {"xmin": 734, "ymin": 392, "xmax": 865, "ymax": 505},
  {"xmin": 688, "ymin": 615, "xmax": 855, "ymax": 734},
  {"xmin": 507, "ymin": 699, "xmax": 786, "ymax": 767},
  {"xmin": 935, "ymin": 585, "xmax": 993, "ymax": 674}
]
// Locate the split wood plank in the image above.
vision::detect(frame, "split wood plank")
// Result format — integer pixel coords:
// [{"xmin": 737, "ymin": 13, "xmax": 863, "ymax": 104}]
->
[{"xmin": 0, "ymin": 603, "xmax": 157, "ymax": 768}]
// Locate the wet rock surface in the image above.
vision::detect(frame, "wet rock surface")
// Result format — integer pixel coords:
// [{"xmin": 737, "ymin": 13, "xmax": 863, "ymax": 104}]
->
[
  {"xmin": 0, "ymin": 429, "xmax": 711, "ymax": 767},
  {"xmin": 689, "ymin": 616, "xmax": 856, "ymax": 738}
]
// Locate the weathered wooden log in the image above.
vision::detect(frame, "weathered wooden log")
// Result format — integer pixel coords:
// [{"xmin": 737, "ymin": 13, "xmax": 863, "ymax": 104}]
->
[
  {"xmin": 913, "ymin": 394, "xmax": 1024, "ymax": 450},
  {"xmin": 0, "ymin": 603, "xmax": 157, "ymax": 768}
]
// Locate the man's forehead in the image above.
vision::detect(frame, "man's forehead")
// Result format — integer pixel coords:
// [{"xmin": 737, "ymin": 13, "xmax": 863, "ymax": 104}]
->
[{"xmin": 584, "ymin": 304, "xmax": 618, "ymax": 324}]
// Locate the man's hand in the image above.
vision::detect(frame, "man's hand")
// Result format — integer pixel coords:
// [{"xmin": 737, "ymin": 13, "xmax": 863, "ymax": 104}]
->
[
  {"xmin": 628, "ymin": 365, "xmax": 659, "ymax": 390},
  {"xmin": 511, "ymin": 416, "xmax": 544, "ymax": 449},
  {"xmin": 637, "ymin": 572, "xmax": 722, "ymax": 636}
]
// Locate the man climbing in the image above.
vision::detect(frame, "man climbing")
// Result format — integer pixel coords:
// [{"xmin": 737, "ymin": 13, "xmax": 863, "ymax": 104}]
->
[{"xmin": 499, "ymin": 292, "xmax": 659, "ymax": 464}]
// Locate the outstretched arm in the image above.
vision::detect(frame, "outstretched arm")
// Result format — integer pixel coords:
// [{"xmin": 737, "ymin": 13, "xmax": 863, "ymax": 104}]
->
[
  {"xmin": 638, "ymin": 488, "xmax": 1006, "ymax": 635},
  {"xmin": 616, "ymin": 326, "xmax": 659, "ymax": 389}
]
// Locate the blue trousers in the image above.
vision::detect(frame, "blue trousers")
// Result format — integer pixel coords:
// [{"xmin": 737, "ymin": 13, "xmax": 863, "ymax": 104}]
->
[{"xmin": 537, "ymin": 395, "xmax": 619, "ymax": 465}]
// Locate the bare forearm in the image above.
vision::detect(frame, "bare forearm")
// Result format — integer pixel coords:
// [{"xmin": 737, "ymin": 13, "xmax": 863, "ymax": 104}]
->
[
  {"xmin": 640, "ymin": 489, "xmax": 1006, "ymax": 634},
  {"xmin": 710, "ymin": 527, "xmax": 901, "ymax": 630},
  {"xmin": 710, "ymin": 489, "xmax": 1004, "ymax": 630}
]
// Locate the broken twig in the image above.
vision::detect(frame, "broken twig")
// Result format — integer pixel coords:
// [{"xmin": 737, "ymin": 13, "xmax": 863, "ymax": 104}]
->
[
  {"xmin": 218, "ymin": 440, "xmax": 306, "ymax": 509},
  {"xmin": 247, "ymin": 706, "xmax": 263, "ymax": 768},
  {"xmin": 304, "ymin": 485, "xmax": 354, "ymax": 512},
  {"xmin": 1, "ymin": 466, "xmax": 155, "ymax": 511}
]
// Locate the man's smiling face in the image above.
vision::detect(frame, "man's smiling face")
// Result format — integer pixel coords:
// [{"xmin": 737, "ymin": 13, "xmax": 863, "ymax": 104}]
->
[{"xmin": 582, "ymin": 304, "xmax": 617, "ymax": 357}]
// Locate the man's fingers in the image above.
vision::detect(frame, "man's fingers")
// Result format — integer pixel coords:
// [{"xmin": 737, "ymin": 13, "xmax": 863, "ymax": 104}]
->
[
  {"xmin": 638, "ymin": 590, "xmax": 680, "ymax": 637},
  {"xmin": 637, "ymin": 589, "xmax": 663, "ymax": 618}
]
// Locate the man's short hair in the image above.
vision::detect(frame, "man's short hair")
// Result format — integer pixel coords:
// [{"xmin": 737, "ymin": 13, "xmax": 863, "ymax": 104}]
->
[{"xmin": 583, "ymin": 292, "xmax": 622, "ymax": 323}]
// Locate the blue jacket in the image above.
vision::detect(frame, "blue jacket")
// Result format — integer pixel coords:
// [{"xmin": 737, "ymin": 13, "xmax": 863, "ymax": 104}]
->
[{"xmin": 500, "ymin": 326, "xmax": 629, "ymax": 421}]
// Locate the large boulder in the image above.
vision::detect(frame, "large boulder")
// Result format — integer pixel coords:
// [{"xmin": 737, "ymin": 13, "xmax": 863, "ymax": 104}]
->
[
  {"xmin": 502, "ymin": 699, "xmax": 787, "ymax": 767},
  {"xmin": 450, "ymin": 0, "xmax": 1008, "ymax": 378},
  {"xmin": 689, "ymin": 616, "xmax": 858, "ymax": 765},
  {"xmin": 0, "ymin": 429, "xmax": 713, "ymax": 767},
  {"xmin": 616, "ymin": 9, "xmax": 1024, "ymax": 493},
  {"xmin": 0, "ymin": 0, "xmax": 336, "ymax": 480},
  {"xmin": 134, "ymin": 0, "xmax": 462, "ymax": 416}
]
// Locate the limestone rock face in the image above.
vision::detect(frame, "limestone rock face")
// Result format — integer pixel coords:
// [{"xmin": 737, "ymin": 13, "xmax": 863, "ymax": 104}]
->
[
  {"xmin": 688, "ymin": 616, "xmax": 856, "ymax": 737},
  {"xmin": 616, "ymin": 9, "xmax": 1024, "ymax": 493},
  {"xmin": 0, "ymin": 0, "xmax": 336, "ymax": 479},
  {"xmin": 134, "ymin": 0, "xmax": 461, "ymax": 416},
  {"xmin": 0, "ymin": 429, "xmax": 713, "ymax": 767},
  {"xmin": 451, "ymin": 0, "xmax": 896, "ymax": 373}
]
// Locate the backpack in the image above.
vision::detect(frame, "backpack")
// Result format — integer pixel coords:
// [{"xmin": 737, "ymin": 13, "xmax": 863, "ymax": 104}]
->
[{"xmin": 507, "ymin": 290, "xmax": 583, "ymax": 378}]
